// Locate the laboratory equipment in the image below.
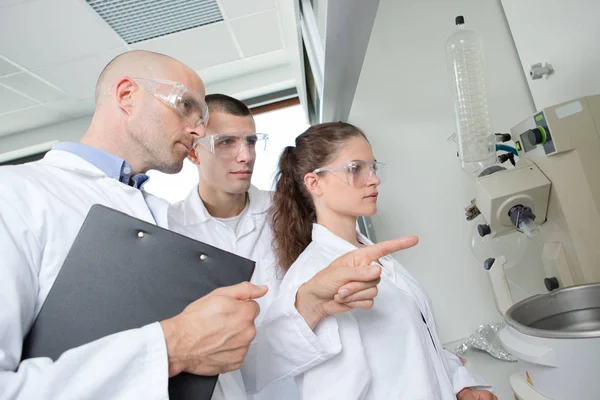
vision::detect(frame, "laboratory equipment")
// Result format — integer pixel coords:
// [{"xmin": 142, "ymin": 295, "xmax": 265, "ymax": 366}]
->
[
  {"xmin": 446, "ymin": 15, "xmax": 496, "ymax": 177},
  {"xmin": 501, "ymin": 283, "xmax": 600, "ymax": 400},
  {"xmin": 469, "ymin": 95, "xmax": 600, "ymax": 399}
]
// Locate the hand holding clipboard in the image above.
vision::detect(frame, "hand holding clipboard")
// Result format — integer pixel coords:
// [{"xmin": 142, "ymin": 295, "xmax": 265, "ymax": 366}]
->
[
  {"xmin": 22, "ymin": 204, "xmax": 261, "ymax": 399},
  {"xmin": 160, "ymin": 282, "xmax": 268, "ymax": 377}
]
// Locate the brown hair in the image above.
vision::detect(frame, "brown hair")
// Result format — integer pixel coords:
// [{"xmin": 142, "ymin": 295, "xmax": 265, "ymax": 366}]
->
[
  {"xmin": 205, "ymin": 93, "xmax": 252, "ymax": 117},
  {"xmin": 270, "ymin": 122, "xmax": 368, "ymax": 271}
]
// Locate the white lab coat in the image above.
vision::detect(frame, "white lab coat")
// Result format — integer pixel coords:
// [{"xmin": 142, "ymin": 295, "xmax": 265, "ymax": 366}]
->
[
  {"xmin": 169, "ymin": 186, "xmax": 284, "ymax": 399},
  {"xmin": 169, "ymin": 187, "xmax": 338, "ymax": 400},
  {"xmin": 0, "ymin": 150, "xmax": 171, "ymax": 399},
  {"xmin": 263, "ymin": 224, "xmax": 491, "ymax": 400},
  {"xmin": 168, "ymin": 186, "xmax": 281, "ymax": 326}
]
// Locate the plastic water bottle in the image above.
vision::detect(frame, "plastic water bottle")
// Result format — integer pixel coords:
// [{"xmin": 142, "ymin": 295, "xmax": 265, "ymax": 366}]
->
[{"xmin": 446, "ymin": 16, "xmax": 496, "ymax": 177}]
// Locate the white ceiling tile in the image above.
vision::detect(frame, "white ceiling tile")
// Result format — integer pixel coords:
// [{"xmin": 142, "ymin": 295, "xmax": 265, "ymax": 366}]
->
[
  {"xmin": 0, "ymin": 73, "xmax": 67, "ymax": 103},
  {"xmin": 205, "ymin": 64, "xmax": 294, "ymax": 99},
  {"xmin": 220, "ymin": 0, "xmax": 275, "ymax": 19},
  {"xmin": 229, "ymin": 11, "xmax": 283, "ymax": 58},
  {"xmin": 0, "ymin": 106, "xmax": 70, "ymax": 137},
  {"xmin": 0, "ymin": 0, "xmax": 125, "ymax": 70},
  {"xmin": 45, "ymin": 98, "xmax": 96, "ymax": 119},
  {"xmin": 0, "ymin": 57, "xmax": 21, "ymax": 77},
  {"xmin": 132, "ymin": 23, "xmax": 240, "ymax": 71},
  {"xmin": 199, "ymin": 49, "xmax": 290, "ymax": 83},
  {"xmin": 0, "ymin": 0, "xmax": 37, "ymax": 8},
  {"xmin": 33, "ymin": 48, "xmax": 128, "ymax": 100},
  {"xmin": 0, "ymin": 85, "xmax": 37, "ymax": 114}
]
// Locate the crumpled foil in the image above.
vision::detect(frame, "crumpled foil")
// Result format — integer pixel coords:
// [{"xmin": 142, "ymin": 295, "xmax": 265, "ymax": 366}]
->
[{"xmin": 454, "ymin": 322, "xmax": 518, "ymax": 362}]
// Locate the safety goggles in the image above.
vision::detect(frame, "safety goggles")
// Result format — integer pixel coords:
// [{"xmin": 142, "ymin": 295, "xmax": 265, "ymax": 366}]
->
[
  {"xmin": 133, "ymin": 77, "xmax": 209, "ymax": 128},
  {"xmin": 313, "ymin": 160, "xmax": 387, "ymax": 187},
  {"xmin": 194, "ymin": 133, "xmax": 269, "ymax": 159}
]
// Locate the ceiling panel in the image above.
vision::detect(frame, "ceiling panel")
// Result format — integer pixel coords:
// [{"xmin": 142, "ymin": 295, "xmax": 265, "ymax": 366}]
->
[
  {"xmin": 132, "ymin": 23, "xmax": 240, "ymax": 71},
  {"xmin": 0, "ymin": 0, "xmax": 125, "ymax": 70},
  {"xmin": 205, "ymin": 63, "xmax": 294, "ymax": 100},
  {"xmin": 0, "ymin": 106, "xmax": 69, "ymax": 138},
  {"xmin": 0, "ymin": 73, "xmax": 67, "ymax": 103},
  {"xmin": 33, "ymin": 47, "xmax": 128, "ymax": 100},
  {"xmin": 45, "ymin": 97, "xmax": 96, "ymax": 119},
  {"xmin": 0, "ymin": 85, "xmax": 37, "ymax": 114},
  {"xmin": 0, "ymin": 0, "xmax": 37, "ymax": 8},
  {"xmin": 0, "ymin": 57, "xmax": 21, "ymax": 77},
  {"xmin": 199, "ymin": 49, "xmax": 290, "ymax": 83},
  {"xmin": 229, "ymin": 10, "xmax": 283, "ymax": 58},
  {"xmin": 0, "ymin": 0, "xmax": 294, "ymax": 141},
  {"xmin": 219, "ymin": 0, "xmax": 275, "ymax": 19},
  {"xmin": 87, "ymin": 0, "xmax": 223, "ymax": 44}
]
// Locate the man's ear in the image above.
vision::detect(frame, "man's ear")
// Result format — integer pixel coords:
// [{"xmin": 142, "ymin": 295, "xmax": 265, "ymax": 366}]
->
[
  {"xmin": 304, "ymin": 172, "xmax": 323, "ymax": 197},
  {"xmin": 114, "ymin": 77, "xmax": 136, "ymax": 115},
  {"xmin": 188, "ymin": 146, "xmax": 201, "ymax": 166}
]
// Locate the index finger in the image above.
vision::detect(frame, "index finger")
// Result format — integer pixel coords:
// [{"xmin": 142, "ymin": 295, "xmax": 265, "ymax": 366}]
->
[{"xmin": 351, "ymin": 236, "xmax": 418, "ymax": 266}]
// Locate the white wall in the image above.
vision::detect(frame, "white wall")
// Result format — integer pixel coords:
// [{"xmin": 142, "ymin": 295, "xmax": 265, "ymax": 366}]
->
[
  {"xmin": 349, "ymin": 0, "xmax": 536, "ymax": 343},
  {"xmin": 501, "ymin": 0, "xmax": 600, "ymax": 110},
  {"xmin": 0, "ymin": 116, "xmax": 91, "ymax": 154}
]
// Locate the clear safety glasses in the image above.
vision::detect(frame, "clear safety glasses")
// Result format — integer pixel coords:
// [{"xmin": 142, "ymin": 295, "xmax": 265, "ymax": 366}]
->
[
  {"xmin": 133, "ymin": 77, "xmax": 209, "ymax": 128},
  {"xmin": 194, "ymin": 133, "xmax": 269, "ymax": 159},
  {"xmin": 313, "ymin": 160, "xmax": 387, "ymax": 187}
]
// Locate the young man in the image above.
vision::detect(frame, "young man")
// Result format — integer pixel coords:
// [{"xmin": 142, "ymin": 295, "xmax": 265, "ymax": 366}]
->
[
  {"xmin": 168, "ymin": 95, "xmax": 294, "ymax": 399},
  {"xmin": 169, "ymin": 94, "xmax": 276, "ymax": 306}
]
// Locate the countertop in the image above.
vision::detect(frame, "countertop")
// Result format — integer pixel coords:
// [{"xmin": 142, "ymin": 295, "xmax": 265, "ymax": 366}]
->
[{"xmin": 445, "ymin": 339, "xmax": 521, "ymax": 400}]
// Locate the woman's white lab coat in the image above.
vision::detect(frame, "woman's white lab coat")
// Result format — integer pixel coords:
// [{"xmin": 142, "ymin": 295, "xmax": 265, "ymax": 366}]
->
[{"xmin": 263, "ymin": 224, "xmax": 490, "ymax": 400}]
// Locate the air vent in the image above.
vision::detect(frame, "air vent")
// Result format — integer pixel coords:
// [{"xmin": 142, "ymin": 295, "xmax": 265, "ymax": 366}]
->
[{"xmin": 86, "ymin": 0, "xmax": 223, "ymax": 44}]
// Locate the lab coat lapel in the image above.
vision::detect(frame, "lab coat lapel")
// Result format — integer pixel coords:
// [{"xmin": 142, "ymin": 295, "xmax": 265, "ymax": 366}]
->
[
  {"xmin": 41, "ymin": 150, "xmax": 158, "ymax": 225},
  {"xmin": 237, "ymin": 186, "xmax": 270, "ymax": 239},
  {"xmin": 181, "ymin": 186, "xmax": 212, "ymax": 226}
]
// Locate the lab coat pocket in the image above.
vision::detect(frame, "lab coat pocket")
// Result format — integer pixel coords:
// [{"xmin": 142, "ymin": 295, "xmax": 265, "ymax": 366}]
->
[{"xmin": 296, "ymin": 313, "xmax": 371, "ymax": 400}]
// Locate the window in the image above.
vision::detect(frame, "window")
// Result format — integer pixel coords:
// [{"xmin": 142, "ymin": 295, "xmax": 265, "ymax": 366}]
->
[
  {"xmin": 251, "ymin": 102, "xmax": 309, "ymax": 191},
  {"xmin": 143, "ymin": 101, "xmax": 309, "ymax": 203}
]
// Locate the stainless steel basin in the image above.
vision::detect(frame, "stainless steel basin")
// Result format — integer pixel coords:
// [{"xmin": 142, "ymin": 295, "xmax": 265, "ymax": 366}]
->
[{"xmin": 505, "ymin": 283, "xmax": 600, "ymax": 338}]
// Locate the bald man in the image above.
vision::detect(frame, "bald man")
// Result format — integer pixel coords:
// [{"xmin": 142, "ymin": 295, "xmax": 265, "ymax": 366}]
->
[{"xmin": 0, "ymin": 50, "xmax": 414, "ymax": 399}]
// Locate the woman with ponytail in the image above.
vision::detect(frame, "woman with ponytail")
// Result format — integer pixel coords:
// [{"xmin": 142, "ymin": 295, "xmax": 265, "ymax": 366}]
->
[{"xmin": 267, "ymin": 122, "xmax": 493, "ymax": 400}]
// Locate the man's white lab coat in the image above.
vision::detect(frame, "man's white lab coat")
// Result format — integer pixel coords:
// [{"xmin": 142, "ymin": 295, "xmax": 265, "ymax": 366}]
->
[
  {"xmin": 169, "ymin": 186, "xmax": 304, "ymax": 400},
  {"xmin": 0, "ymin": 150, "xmax": 170, "ymax": 399}
]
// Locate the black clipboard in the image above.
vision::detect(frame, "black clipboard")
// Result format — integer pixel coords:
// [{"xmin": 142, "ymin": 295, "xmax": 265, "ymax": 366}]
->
[{"xmin": 21, "ymin": 204, "xmax": 256, "ymax": 399}]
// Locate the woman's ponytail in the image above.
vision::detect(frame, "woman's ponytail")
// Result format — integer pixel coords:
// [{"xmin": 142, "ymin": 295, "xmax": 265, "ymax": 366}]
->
[
  {"xmin": 270, "ymin": 123, "xmax": 368, "ymax": 271},
  {"xmin": 271, "ymin": 146, "xmax": 315, "ymax": 271}
]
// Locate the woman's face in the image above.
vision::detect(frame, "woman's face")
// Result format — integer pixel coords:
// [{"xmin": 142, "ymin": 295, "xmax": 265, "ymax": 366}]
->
[{"xmin": 311, "ymin": 136, "xmax": 382, "ymax": 218}]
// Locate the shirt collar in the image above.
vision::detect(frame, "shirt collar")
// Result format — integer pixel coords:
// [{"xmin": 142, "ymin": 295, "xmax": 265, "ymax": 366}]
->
[
  {"xmin": 181, "ymin": 184, "xmax": 271, "ymax": 225},
  {"xmin": 53, "ymin": 142, "xmax": 149, "ymax": 188}
]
